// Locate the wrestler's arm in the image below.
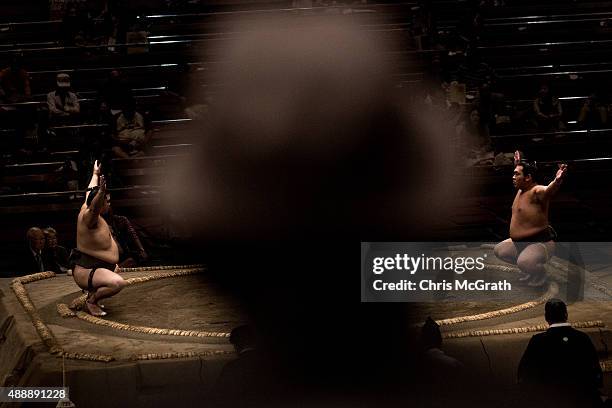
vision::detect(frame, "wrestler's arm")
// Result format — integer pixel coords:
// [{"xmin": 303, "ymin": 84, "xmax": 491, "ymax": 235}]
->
[
  {"xmin": 83, "ymin": 173, "xmax": 107, "ymax": 229},
  {"xmin": 540, "ymin": 163, "xmax": 568, "ymax": 198},
  {"xmin": 84, "ymin": 160, "xmax": 102, "ymax": 205}
]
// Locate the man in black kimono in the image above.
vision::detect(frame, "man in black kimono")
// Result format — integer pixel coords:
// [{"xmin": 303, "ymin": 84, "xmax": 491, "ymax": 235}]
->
[{"xmin": 518, "ymin": 299, "xmax": 603, "ymax": 407}]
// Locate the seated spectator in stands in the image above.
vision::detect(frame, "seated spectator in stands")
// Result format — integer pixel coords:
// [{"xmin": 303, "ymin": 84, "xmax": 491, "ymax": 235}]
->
[
  {"xmin": 101, "ymin": 192, "xmax": 149, "ymax": 267},
  {"xmin": 98, "ymin": 69, "xmax": 133, "ymax": 117},
  {"xmin": 18, "ymin": 227, "xmax": 48, "ymax": 276},
  {"xmin": 578, "ymin": 92, "xmax": 608, "ymax": 130},
  {"xmin": 47, "ymin": 73, "xmax": 80, "ymax": 125},
  {"xmin": 534, "ymin": 84, "xmax": 564, "ymax": 131},
  {"xmin": 111, "ymin": 100, "xmax": 152, "ymax": 158},
  {"xmin": 410, "ymin": 0, "xmax": 436, "ymax": 51},
  {"xmin": 102, "ymin": 0, "xmax": 130, "ymax": 53},
  {"xmin": 0, "ymin": 55, "xmax": 41, "ymax": 157},
  {"xmin": 0, "ymin": 55, "xmax": 31, "ymax": 104},
  {"xmin": 42, "ymin": 227, "xmax": 71, "ymax": 274},
  {"xmin": 456, "ymin": 108, "xmax": 492, "ymax": 158},
  {"xmin": 476, "ymin": 82, "xmax": 504, "ymax": 130},
  {"xmin": 446, "ymin": 102, "xmax": 463, "ymax": 128},
  {"xmin": 60, "ymin": 3, "xmax": 94, "ymax": 47},
  {"xmin": 61, "ymin": 5, "xmax": 80, "ymax": 47}
]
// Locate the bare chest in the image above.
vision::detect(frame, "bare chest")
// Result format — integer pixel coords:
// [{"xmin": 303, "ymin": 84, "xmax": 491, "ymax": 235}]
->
[
  {"xmin": 512, "ymin": 190, "xmax": 541, "ymax": 214},
  {"xmin": 77, "ymin": 215, "xmax": 114, "ymax": 245}
]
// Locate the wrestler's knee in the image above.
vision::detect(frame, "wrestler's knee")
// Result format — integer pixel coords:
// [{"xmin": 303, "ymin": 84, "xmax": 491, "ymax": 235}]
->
[
  {"xmin": 494, "ymin": 241, "xmax": 515, "ymax": 262},
  {"xmin": 110, "ymin": 276, "xmax": 127, "ymax": 291},
  {"xmin": 517, "ymin": 257, "xmax": 540, "ymax": 273},
  {"xmin": 493, "ymin": 242, "xmax": 503, "ymax": 258}
]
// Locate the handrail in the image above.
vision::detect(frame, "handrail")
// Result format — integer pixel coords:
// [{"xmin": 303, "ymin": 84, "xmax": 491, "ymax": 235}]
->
[
  {"xmin": 0, "ymin": 94, "xmax": 162, "ymax": 108},
  {"xmin": 49, "ymin": 123, "xmax": 108, "ymax": 130},
  {"xmin": 0, "ymin": 39, "xmax": 223, "ymax": 55},
  {"xmin": 481, "ymin": 156, "xmax": 612, "ymax": 166},
  {"xmin": 479, "ymin": 38, "xmax": 612, "ymax": 50},
  {"xmin": 151, "ymin": 118, "xmax": 192, "ymax": 124},
  {"xmin": 28, "ymin": 87, "xmax": 167, "ymax": 100},
  {"xmin": 0, "ymin": 118, "xmax": 192, "ymax": 133},
  {"xmin": 28, "ymin": 63, "xmax": 182, "ymax": 76},
  {"xmin": 485, "ymin": 11, "xmax": 612, "ymax": 23},
  {"xmin": 502, "ymin": 96, "xmax": 588, "ymax": 104},
  {"xmin": 0, "ymin": 2, "xmax": 416, "ymax": 29},
  {"xmin": 138, "ymin": 2, "xmax": 415, "ymax": 19},
  {"xmin": 0, "ymin": 101, "xmax": 42, "ymax": 107},
  {"xmin": 152, "ymin": 143, "xmax": 193, "ymax": 148},
  {"xmin": 0, "ymin": 41, "xmax": 58, "ymax": 49},
  {"xmin": 499, "ymin": 67, "xmax": 612, "ymax": 79},
  {"xmin": 0, "ymin": 22, "xmax": 412, "ymax": 54},
  {"xmin": 0, "ymin": 185, "xmax": 162, "ymax": 200},
  {"xmin": 490, "ymin": 128, "xmax": 612, "ymax": 139},
  {"xmin": 4, "ymin": 161, "xmax": 64, "ymax": 168},
  {"xmin": 111, "ymin": 154, "xmax": 185, "ymax": 162},
  {"xmin": 497, "ymin": 61, "xmax": 612, "ymax": 72},
  {"xmin": 0, "ymin": 20, "xmax": 61, "ymax": 27},
  {"xmin": 485, "ymin": 16, "xmax": 612, "ymax": 27}
]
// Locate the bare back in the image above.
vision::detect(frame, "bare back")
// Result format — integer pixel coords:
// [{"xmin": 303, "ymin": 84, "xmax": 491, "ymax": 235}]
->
[
  {"xmin": 77, "ymin": 204, "xmax": 119, "ymax": 264},
  {"xmin": 510, "ymin": 185, "xmax": 550, "ymax": 240}
]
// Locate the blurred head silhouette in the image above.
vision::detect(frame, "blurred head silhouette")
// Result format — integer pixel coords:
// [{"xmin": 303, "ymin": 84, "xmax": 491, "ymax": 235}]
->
[{"xmin": 168, "ymin": 15, "xmax": 462, "ymax": 242}]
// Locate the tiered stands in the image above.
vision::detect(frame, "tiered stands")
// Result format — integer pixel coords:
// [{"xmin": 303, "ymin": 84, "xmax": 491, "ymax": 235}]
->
[{"xmin": 2, "ymin": 0, "xmax": 612, "ymax": 263}]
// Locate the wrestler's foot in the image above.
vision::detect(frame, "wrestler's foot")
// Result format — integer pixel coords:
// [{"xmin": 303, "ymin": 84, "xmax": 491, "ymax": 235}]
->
[
  {"xmin": 86, "ymin": 301, "xmax": 107, "ymax": 317},
  {"xmin": 517, "ymin": 271, "xmax": 531, "ymax": 282},
  {"xmin": 527, "ymin": 273, "xmax": 548, "ymax": 287},
  {"xmin": 85, "ymin": 291, "xmax": 104, "ymax": 308}
]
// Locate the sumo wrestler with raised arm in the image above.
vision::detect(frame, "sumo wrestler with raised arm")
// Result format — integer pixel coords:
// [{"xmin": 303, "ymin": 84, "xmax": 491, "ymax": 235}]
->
[{"xmin": 70, "ymin": 161, "xmax": 126, "ymax": 316}]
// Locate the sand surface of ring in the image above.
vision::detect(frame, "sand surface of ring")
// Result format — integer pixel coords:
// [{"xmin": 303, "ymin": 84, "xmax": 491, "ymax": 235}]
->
[{"xmin": 14, "ymin": 271, "xmax": 247, "ymax": 360}]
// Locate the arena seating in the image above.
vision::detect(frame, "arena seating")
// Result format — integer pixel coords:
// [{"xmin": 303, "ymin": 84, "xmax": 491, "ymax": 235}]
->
[{"xmin": 2, "ymin": 0, "xmax": 612, "ymax": 266}]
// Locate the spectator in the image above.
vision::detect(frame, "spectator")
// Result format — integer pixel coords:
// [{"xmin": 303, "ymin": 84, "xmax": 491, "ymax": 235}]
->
[
  {"xmin": 0, "ymin": 55, "xmax": 40, "ymax": 156},
  {"xmin": 0, "ymin": 55, "xmax": 31, "ymax": 104},
  {"xmin": 578, "ymin": 93, "xmax": 608, "ymax": 130},
  {"xmin": 457, "ymin": 0, "xmax": 484, "ymax": 51},
  {"xmin": 98, "ymin": 69, "xmax": 133, "ymax": 117},
  {"xmin": 534, "ymin": 84, "xmax": 564, "ymax": 131},
  {"xmin": 18, "ymin": 227, "xmax": 48, "ymax": 276},
  {"xmin": 211, "ymin": 325, "xmax": 277, "ymax": 407},
  {"xmin": 42, "ymin": 227, "xmax": 71, "ymax": 274},
  {"xmin": 410, "ymin": 0, "xmax": 436, "ymax": 51},
  {"xmin": 61, "ymin": 5, "xmax": 80, "ymax": 47},
  {"xmin": 47, "ymin": 73, "xmax": 80, "ymax": 125},
  {"xmin": 102, "ymin": 0, "xmax": 130, "ymax": 53},
  {"xmin": 415, "ymin": 317, "xmax": 465, "ymax": 406},
  {"xmin": 456, "ymin": 108, "xmax": 492, "ymax": 157},
  {"xmin": 518, "ymin": 299, "xmax": 603, "ymax": 407},
  {"xmin": 419, "ymin": 317, "xmax": 463, "ymax": 379},
  {"xmin": 111, "ymin": 100, "xmax": 152, "ymax": 158},
  {"xmin": 60, "ymin": 2, "xmax": 95, "ymax": 47},
  {"xmin": 102, "ymin": 192, "xmax": 149, "ymax": 267}
]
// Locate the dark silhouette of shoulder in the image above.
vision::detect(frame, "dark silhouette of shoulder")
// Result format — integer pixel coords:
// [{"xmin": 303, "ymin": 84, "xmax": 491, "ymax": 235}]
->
[{"xmin": 520, "ymin": 326, "xmax": 601, "ymax": 387}]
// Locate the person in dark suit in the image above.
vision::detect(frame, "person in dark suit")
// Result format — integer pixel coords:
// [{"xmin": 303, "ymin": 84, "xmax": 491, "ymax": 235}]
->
[
  {"xmin": 17, "ymin": 227, "xmax": 47, "ymax": 276},
  {"xmin": 518, "ymin": 298, "xmax": 603, "ymax": 408},
  {"xmin": 42, "ymin": 227, "xmax": 70, "ymax": 274}
]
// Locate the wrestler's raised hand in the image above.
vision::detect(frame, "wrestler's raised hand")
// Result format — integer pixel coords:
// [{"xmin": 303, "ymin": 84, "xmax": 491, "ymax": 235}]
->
[
  {"xmin": 556, "ymin": 163, "xmax": 568, "ymax": 180},
  {"xmin": 99, "ymin": 174, "xmax": 107, "ymax": 193},
  {"xmin": 514, "ymin": 150, "xmax": 523, "ymax": 165},
  {"xmin": 93, "ymin": 160, "xmax": 102, "ymax": 176}
]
